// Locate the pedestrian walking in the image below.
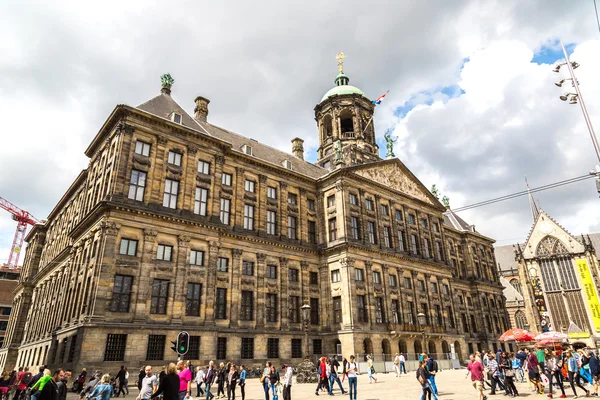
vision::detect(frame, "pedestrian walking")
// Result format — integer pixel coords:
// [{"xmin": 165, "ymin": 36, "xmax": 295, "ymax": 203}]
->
[
  {"xmin": 31, "ymin": 370, "xmax": 52, "ymax": 400},
  {"xmin": 589, "ymin": 350, "xmax": 600, "ymax": 396},
  {"xmin": 545, "ymin": 351, "xmax": 566, "ymax": 399},
  {"xmin": 393, "ymin": 353, "xmax": 401, "ymax": 377},
  {"xmin": 577, "ymin": 349, "xmax": 593, "ymax": 385},
  {"xmin": 426, "ymin": 355, "xmax": 439, "ymax": 395},
  {"xmin": 417, "ymin": 359, "xmax": 433, "ymax": 400},
  {"xmin": 176, "ymin": 361, "xmax": 192, "ymax": 400},
  {"xmin": 501, "ymin": 353, "xmax": 518, "ymax": 397},
  {"xmin": 346, "ymin": 356, "xmax": 358, "ymax": 400},
  {"xmin": 115, "ymin": 366, "xmax": 127, "ymax": 398},
  {"xmin": 195, "ymin": 367, "xmax": 205, "ymax": 397},
  {"xmin": 282, "ymin": 365, "xmax": 292, "ymax": 400},
  {"xmin": 366, "ymin": 355, "xmax": 377, "ymax": 384},
  {"xmin": 487, "ymin": 354, "xmax": 503, "ymax": 395},
  {"xmin": 12, "ymin": 367, "xmax": 30, "ymax": 400},
  {"xmin": 525, "ymin": 348, "xmax": 544, "ymax": 394},
  {"xmin": 56, "ymin": 370, "xmax": 71, "ymax": 400},
  {"xmin": 510, "ymin": 353, "xmax": 524, "ymax": 383},
  {"xmin": 466, "ymin": 354, "xmax": 487, "ymax": 400},
  {"xmin": 226, "ymin": 365, "xmax": 238, "ymax": 400},
  {"xmin": 566, "ymin": 350, "xmax": 590, "ymax": 398},
  {"xmin": 205, "ymin": 362, "xmax": 216, "ymax": 400},
  {"xmin": 86, "ymin": 374, "xmax": 112, "ymax": 400},
  {"xmin": 238, "ymin": 366, "xmax": 246, "ymax": 400},
  {"xmin": 137, "ymin": 366, "xmax": 158, "ymax": 400},
  {"xmin": 341, "ymin": 358, "xmax": 348, "ymax": 383},
  {"xmin": 328, "ymin": 356, "xmax": 345, "ymax": 395},
  {"xmin": 215, "ymin": 363, "xmax": 226, "ymax": 400},
  {"xmin": 314, "ymin": 358, "xmax": 327, "ymax": 395},
  {"xmin": 399, "ymin": 353, "xmax": 407, "ymax": 374},
  {"xmin": 137, "ymin": 368, "xmax": 145, "ymax": 392},
  {"xmin": 261, "ymin": 362, "xmax": 272, "ymax": 400},
  {"xmin": 151, "ymin": 364, "xmax": 179, "ymax": 400},
  {"xmin": 267, "ymin": 367, "xmax": 279, "ymax": 400}
]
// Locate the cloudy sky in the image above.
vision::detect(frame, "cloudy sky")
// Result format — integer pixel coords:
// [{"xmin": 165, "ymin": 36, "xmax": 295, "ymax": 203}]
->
[{"xmin": 1, "ymin": 0, "xmax": 600, "ymax": 265}]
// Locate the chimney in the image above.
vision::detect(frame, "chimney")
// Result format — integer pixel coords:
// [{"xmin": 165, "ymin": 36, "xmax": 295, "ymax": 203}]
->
[
  {"xmin": 291, "ymin": 137, "xmax": 304, "ymax": 159},
  {"xmin": 194, "ymin": 96, "xmax": 210, "ymax": 122}
]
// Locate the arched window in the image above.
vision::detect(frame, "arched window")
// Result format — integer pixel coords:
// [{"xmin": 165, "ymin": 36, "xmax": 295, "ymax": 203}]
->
[
  {"xmin": 414, "ymin": 340, "xmax": 422, "ymax": 355},
  {"xmin": 514, "ymin": 310, "xmax": 527, "ymax": 329},
  {"xmin": 322, "ymin": 115, "xmax": 333, "ymax": 138},
  {"xmin": 339, "ymin": 110, "xmax": 354, "ymax": 136},
  {"xmin": 509, "ymin": 279, "xmax": 522, "ymax": 296}
]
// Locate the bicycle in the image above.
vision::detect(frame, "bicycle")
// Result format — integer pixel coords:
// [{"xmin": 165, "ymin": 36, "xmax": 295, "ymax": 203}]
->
[{"xmin": 295, "ymin": 373, "xmax": 306, "ymax": 384}]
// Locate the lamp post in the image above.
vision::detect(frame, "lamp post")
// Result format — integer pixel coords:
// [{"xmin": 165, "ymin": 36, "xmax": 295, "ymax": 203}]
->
[
  {"xmin": 302, "ymin": 302, "xmax": 311, "ymax": 359},
  {"xmin": 417, "ymin": 312, "xmax": 427, "ymax": 355},
  {"xmin": 552, "ymin": 39, "xmax": 600, "ymax": 194}
]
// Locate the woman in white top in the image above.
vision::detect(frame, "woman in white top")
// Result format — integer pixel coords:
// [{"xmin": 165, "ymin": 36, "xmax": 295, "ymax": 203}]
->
[
  {"xmin": 366, "ymin": 355, "xmax": 377, "ymax": 384},
  {"xmin": 347, "ymin": 355, "xmax": 358, "ymax": 400},
  {"xmin": 195, "ymin": 366, "xmax": 205, "ymax": 397}
]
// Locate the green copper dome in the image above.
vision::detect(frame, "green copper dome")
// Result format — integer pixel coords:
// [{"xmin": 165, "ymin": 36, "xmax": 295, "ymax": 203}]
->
[{"xmin": 320, "ymin": 72, "xmax": 368, "ymax": 103}]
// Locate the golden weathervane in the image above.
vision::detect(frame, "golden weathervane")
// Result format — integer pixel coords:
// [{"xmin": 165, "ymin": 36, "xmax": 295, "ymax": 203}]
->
[{"xmin": 336, "ymin": 52, "xmax": 346, "ymax": 73}]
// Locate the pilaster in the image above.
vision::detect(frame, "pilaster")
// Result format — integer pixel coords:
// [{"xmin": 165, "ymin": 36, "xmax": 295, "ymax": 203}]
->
[
  {"xmin": 279, "ymin": 257, "xmax": 289, "ymax": 330},
  {"xmin": 211, "ymin": 154, "xmax": 225, "ymax": 223},
  {"xmin": 230, "ymin": 248, "xmax": 243, "ymax": 328},
  {"xmin": 204, "ymin": 240, "xmax": 220, "ymax": 324},
  {"xmin": 256, "ymin": 253, "xmax": 267, "ymax": 328}
]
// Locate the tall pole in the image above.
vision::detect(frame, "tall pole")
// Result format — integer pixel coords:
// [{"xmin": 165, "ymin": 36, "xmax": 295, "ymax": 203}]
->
[
  {"xmin": 304, "ymin": 316, "xmax": 310, "ymax": 359},
  {"xmin": 559, "ymin": 40, "xmax": 600, "ymax": 164}
]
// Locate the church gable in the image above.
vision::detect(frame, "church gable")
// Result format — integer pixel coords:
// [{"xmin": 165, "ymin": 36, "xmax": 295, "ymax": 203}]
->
[
  {"xmin": 522, "ymin": 212, "xmax": 585, "ymax": 259},
  {"xmin": 350, "ymin": 160, "xmax": 439, "ymax": 206}
]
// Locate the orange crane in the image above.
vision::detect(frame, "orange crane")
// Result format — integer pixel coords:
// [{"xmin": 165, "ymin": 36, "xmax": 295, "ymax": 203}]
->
[{"xmin": 0, "ymin": 197, "xmax": 39, "ymax": 269}]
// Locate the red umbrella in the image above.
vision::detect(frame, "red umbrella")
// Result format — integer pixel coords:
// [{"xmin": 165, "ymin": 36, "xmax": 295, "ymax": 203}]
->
[{"xmin": 499, "ymin": 328, "xmax": 536, "ymax": 342}]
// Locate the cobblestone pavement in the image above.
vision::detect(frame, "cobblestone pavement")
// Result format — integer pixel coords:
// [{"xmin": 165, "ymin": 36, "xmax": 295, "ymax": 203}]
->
[{"xmin": 68, "ymin": 369, "xmax": 593, "ymax": 400}]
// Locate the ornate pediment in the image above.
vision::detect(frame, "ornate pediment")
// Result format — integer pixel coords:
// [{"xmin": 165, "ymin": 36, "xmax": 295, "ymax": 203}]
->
[{"xmin": 351, "ymin": 162, "xmax": 435, "ymax": 205}]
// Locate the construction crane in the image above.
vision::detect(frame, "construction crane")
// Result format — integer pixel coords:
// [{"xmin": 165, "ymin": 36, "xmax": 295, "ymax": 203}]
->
[{"xmin": 0, "ymin": 197, "xmax": 39, "ymax": 269}]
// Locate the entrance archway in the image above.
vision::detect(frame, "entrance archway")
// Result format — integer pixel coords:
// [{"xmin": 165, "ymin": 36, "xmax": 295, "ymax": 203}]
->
[
  {"xmin": 334, "ymin": 339, "xmax": 341, "ymax": 356},
  {"xmin": 398, "ymin": 339, "xmax": 407, "ymax": 354},
  {"xmin": 441, "ymin": 341, "xmax": 449, "ymax": 355},
  {"xmin": 428, "ymin": 340, "xmax": 437, "ymax": 355},
  {"xmin": 414, "ymin": 340, "xmax": 423, "ymax": 355},
  {"xmin": 382, "ymin": 339, "xmax": 392, "ymax": 360},
  {"xmin": 454, "ymin": 341, "xmax": 463, "ymax": 361},
  {"xmin": 363, "ymin": 338, "xmax": 373, "ymax": 356}
]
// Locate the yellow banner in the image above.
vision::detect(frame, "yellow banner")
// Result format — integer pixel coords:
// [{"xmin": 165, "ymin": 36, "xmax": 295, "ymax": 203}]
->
[{"xmin": 576, "ymin": 259, "xmax": 600, "ymax": 332}]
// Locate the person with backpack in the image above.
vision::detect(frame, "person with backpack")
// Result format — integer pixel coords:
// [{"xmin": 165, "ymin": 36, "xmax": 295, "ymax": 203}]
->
[
  {"xmin": 566, "ymin": 350, "xmax": 590, "ymax": 398},
  {"xmin": 12, "ymin": 367, "xmax": 31, "ymax": 400},
  {"xmin": 327, "ymin": 356, "xmax": 345, "ymax": 395},
  {"xmin": 267, "ymin": 366, "xmax": 279, "ymax": 400},
  {"xmin": 426, "ymin": 355, "xmax": 439, "ymax": 396},
  {"xmin": 31, "ymin": 370, "xmax": 52, "ymax": 400},
  {"xmin": 416, "ymin": 359, "xmax": 434, "ymax": 400},
  {"xmin": 39, "ymin": 370, "xmax": 63, "ymax": 400},
  {"xmin": 589, "ymin": 350, "xmax": 600, "ymax": 396},
  {"xmin": 545, "ymin": 351, "xmax": 566, "ymax": 399},
  {"xmin": 346, "ymin": 356, "xmax": 358, "ymax": 400},
  {"xmin": 366, "ymin": 355, "xmax": 377, "ymax": 384}
]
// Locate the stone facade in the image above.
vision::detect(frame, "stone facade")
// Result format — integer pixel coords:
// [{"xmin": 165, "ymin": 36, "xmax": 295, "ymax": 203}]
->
[
  {"xmin": 0, "ymin": 67, "xmax": 507, "ymax": 373},
  {"xmin": 0, "ymin": 267, "xmax": 19, "ymax": 352}
]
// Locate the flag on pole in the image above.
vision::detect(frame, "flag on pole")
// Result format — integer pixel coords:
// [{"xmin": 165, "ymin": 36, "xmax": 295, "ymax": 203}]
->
[{"xmin": 372, "ymin": 90, "xmax": 389, "ymax": 105}]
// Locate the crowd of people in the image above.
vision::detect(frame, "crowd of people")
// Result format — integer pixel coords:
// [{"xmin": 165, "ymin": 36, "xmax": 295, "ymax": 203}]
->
[
  {"xmin": 466, "ymin": 345, "xmax": 600, "ymax": 400},
  {"xmin": 0, "ymin": 366, "xmax": 71, "ymax": 400}
]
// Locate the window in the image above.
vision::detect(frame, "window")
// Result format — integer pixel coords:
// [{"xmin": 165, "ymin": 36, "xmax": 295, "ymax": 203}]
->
[
  {"xmin": 375, "ymin": 297, "xmax": 385, "ymax": 323},
  {"xmin": 110, "ymin": 275, "xmax": 133, "ymax": 312},
  {"xmin": 470, "ymin": 315, "xmax": 477, "ymax": 332},
  {"xmin": 310, "ymin": 298, "xmax": 319, "ymax": 324},
  {"xmin": 308, "ymin": 221, "xmax": 317, "ymax": 244},
  {"xmin": 350, "ymin": 217, "xmax": 360, "ymax": 240},
  {"xmin": 434, "ymin": 304, "xmax": 443, "ymax": 326},
  {"xmin": 514, "ymin": 310, "xmax": 527, "ymax": 329},
  {"xmin": 447, "ymin": 306, "xmax": 455, "ymax": 328},
  {"xmin": 194, "ymin": 187, "xmax": 209, "ymax": 216},
  {"xmin": 216, "ymin": 337, "xmax": 227, "ymax": 359},
  {"xmin": 373, "ymin": 271, "xmax": 382, "ymax": 284},
  {"xmin": 458, "ymin": 295, "xmax": 464, "ymax": 304},
  {"xmin": 266, "ymin": 211, "xmax": 277, "ymax": 235},
  {"xmin": 383, "ymin": 226, "xmax": 392, "ymax": 248},
  {"xmin": 421, "ymin": 304, "xmax": 430, "ymax": 324},
  {"xmin": 266, "ymin": 294, "xmax": 278, "ymax": 322},
  {"xmin": 241, "ymin": 338, "xmax": 254, "ymax": 359},
  {"xmin": 167, "ymin": 151, "xmax": 182, "ymax": 166},
  {"xmin": 389, "ymin": 274, "xmax": 398, "ymax": 287},
  {"xmin": 221, "ymin": 173, "xmax": 232, "ymax": 186},
  {"xmin": 240, "ymin": 291, "xmax": 253, "ymax": 321},
  {"xmin": 119, "ymin": 239, "xmax": 137, "ymax": 256},
  {"xmin": 391, "ymin": 299, "xmax": 400, "ymax": 324},
  {"xmin": 291, "ymin": 339, "xmax": 302, "ymax": 358},
  {"xmin": 367, "ymin": 221, "xmax": 377, "ymax": 244},
  {"xmin": 135, "ymin": 141, "xmax": 151, "ymax": 157},
  {"xmin": 128, "ymin": 170, "xmax": 146, "ymax": 201},
  {"xmin": 172, "ymin": 113, "xmax": 182, "ymax": 124},
  {"xmin": 220, "ymin": 198, "xmax": 231, "ymax": 224},
  {"xmin": 349, "ymin": 193, "xmax": 358, "ymax": 205},
  {"xmin": 215, "ymin": 288, "xmax": 227, "ymax": 319},
  {"xmin": 408, "ymin": 214, "xmax": 416, "ymax": 225},
  {"xmin": 395, "ymin": 209, "xmax": 403, "ymax": 221},
  {"xmin": 242, "ymin": 145, "xmax": 253, "ymax": 155},
  {"xmin": 357, "ymin": 295, "xmax": 368, "ymax": 322},
  {"xmin": 288, "ymin": 296, "xmax": 300, "ymax": 323},
  {"xmin": 404, "ymin": 277, "xmax": 412, "ymax": 289},
  {"xmin": 288, "ymin": 268, "xmax": 299, "ymax": 282},
  {"xmin": 420, "ymin": 218, "xmax": 428, "ymax": 230},
  {"xmin": 423, "ymin": 238, "xmax": 431, "ymax": 257},
  {"xmin": 283, "ymin": 160, "xmax": 292, "ymax": 169},
  {"xmin": 267, "ymin": 186, "xmax": 277, "ymax": 199},
  {"xmin": 186, "ymin": 283, "xmax": 202, "ymax": 316},
  {"xmin": 310, "ymin": 272, "xmax": 318, "ymax": 285},
  {"xmin": 217, "ymin": 257, "xmax": 228, "ymax": 272},
  {"xmin": 433, "ymin": 222, "xmax": 440, "ymax": 233},
  {"xmin": 397, "ymin": 230, "xmax": 406, "ymax": 251},
  {"xmin": 197, "ymin": 160, "xmax": 210, "ymax": 175},
  {"xmin": 331, "ymin": 269, "xmax": 341, "ymax": 283},
  {"xmin": 327, "ymin": 195, "xmax": 335, "ymax": 208},
  {"xmin": 328, "ymin": 218, "xmax": 337, "ymax": 241},
  {"xmin": 242, "ymin": 261, "xmax": 254, "ymax": 276},
  {"xmin": 410, "ymin": 234, "xmax": 419, "ymax": 255},
  {"xmin": 288, "ymin": 216, "xmax": 297, "ymax": 239},
  {"xmin": 104, "ymin": 334, "xmax": 127, "ymax": 361},
  {"xmin": 287, "ymin": 193, "xmax": 298, "ymax": 205},
  {"xmin": 417, "ymin": 280, "xmax": 425, "ymax": 291},
  {"xmin": 146, "ymin": 335, "xmax": 165, "ymax": 361},
  {"xmin": 266, "ymin": 265, "xmax": 278, "ymax": 279},
  {"xmin": 190, "ymin": 250, "xmax": 204, "ymax": 266},
  {"xmin": 407, "ymin": 301, "xmax": 415, "ymax": 325},
  {"xmin": 381, "ymin": 204, "xmax": 389, "ymax": 216},
  {"xmin": 163, "ymin": 179, "xmax": 179, "ymax": 209},
  {"xmin": 430, "ymin": 281, "xmax": 438, "ymax": 293},
  {"xmin": 150, "ymin": 279, "xmax": 169, "ymax": 314},
  {"xmin": 156, "ymin": 244, "xmax": 172, "ymax": 261},
  {"xmin": 442, "ymin": 284, "xmax": 450, "ymax": 295},
  {"xmin": 355, "ymin": 268, "xmax": 364, "ymax": 281},
  {"xmin": 333, "ymin": 296, "xmax": 342, "ymax": 323},
  {"xmin": 435, "ymin": 241, "xmax": 443, "ymax": 260},
  {"xmin": 308, "ymin": 198, "xmax": 316, "ymax": 211},
  {"xmin": 186, "ymin": 336, "xmax": 200, "ymax": 360},
  {"xmin": 467, "ymin": 297, "xmax": 473, "ymax": 306},
  {"xmin": 243, "ymin": 204, "xmax": 254, "ymax": 230},
  {"xmin": 244, "ymin": 180, "xmax": 255, "ymax": 193},
  {"xmin": 313, "ymin": 339, "xmax": 322, "ymax": 355},
  {"xmin": 365, "ymin": 199, "xmax": 374, "ymax": 211}
]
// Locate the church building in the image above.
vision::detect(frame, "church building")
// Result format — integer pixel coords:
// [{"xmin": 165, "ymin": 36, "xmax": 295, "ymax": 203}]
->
[{"xmin": 0, "ymin": 57, "xmax": 507, "ymax": 372}]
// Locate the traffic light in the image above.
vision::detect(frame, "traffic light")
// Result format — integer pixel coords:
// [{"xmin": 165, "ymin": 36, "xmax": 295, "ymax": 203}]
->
[{"xmin": 176, "ymin": 331, "xmax": 189, "ymax": 356}]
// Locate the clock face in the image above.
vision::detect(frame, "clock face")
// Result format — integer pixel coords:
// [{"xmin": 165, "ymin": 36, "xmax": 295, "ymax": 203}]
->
[{"xmin": 539, "ymin": 221, "xmax": 554, "ymax": 234}]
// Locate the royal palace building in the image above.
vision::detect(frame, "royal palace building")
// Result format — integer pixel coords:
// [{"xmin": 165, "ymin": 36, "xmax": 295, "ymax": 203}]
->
[{"xmin": 0, "ymin": 61, "xmax": 508, "ymax": 372}]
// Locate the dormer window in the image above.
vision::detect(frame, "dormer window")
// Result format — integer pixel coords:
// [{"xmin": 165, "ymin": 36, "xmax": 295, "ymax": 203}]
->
[
  {"xmin": 242, "ymin": 145, "xmax": 253, "ymax": 156},
  {"xmin": 171, "ymin": 113, "xmax": 182, "ymax": 124},
  {"xmin": 282, "ymin": 160, "xmax": 292, "ymax": 170}
]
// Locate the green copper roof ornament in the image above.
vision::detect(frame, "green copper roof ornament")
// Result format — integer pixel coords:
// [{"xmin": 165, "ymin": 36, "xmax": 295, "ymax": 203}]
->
[
  {"xmin": 334, "ymin": 139, "xmax": 344, "ymax": 165},
  {"xmin": 430, "ymin": 184, "xmax": 440, "ymax": 200},
  {"xmin": 161, "ymin": 73, "xmax": 175, "ymax": 95},
  {"xmin": 442, "ymin": 196, "xmax": 450, "ymax": 208},
  {"xmin": 384, "ymin": 130, "xmax": 396, "ymax": 159}
]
